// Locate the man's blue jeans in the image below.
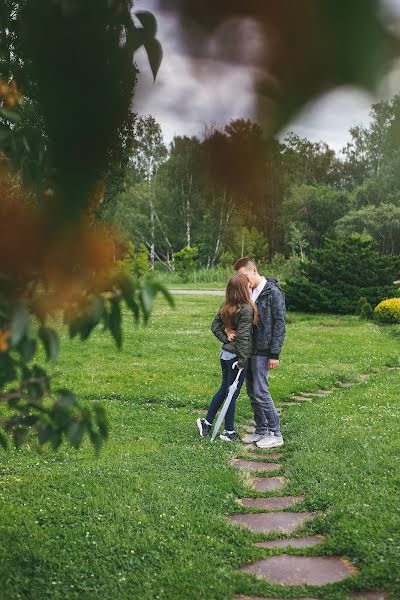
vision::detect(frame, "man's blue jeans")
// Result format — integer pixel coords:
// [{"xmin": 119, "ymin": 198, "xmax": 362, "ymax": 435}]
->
[
  {"xmin": 246, "ymin": 355, "xmax": 281, "ymax": 436},
  {"xmin": 206, "ymin": 358, "xmax": 247, "ymax": 432}
]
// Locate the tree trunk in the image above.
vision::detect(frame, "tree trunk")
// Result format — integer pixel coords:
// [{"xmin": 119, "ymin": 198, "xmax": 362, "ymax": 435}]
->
[
  {"xmin": 181, "ymin": 174, "xmax": 192, "ymax": 248},
  {"xmin": 150, "ymin": 201, "xmax": 155, "ymax": 270}
]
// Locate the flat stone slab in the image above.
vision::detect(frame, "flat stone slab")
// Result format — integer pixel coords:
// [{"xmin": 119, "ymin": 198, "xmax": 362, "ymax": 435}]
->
[
  {"xmin": 242, "ymin": 425, "xmax": 256, "ymax": 433},
  {"xmin": 292, "ymin": 395, "xmax": 313, "ymax": 401},
  {"xmin": 238, "ymin": 496, "xmax": 303, "ymax": 510},
  {"xmin": 232, "ymin": 459, "xmax": 281, "ymax": 472},
  {"xmin": 337, "ymin": 382, "xmax": 353, "ymax": 388},
  {"xmin": 358, "ymin": 374, "xmax": 371, "ymax": 381},
  {"xmin": 350, "ymin": 593, "xmax": 389, "ymax": 600},
  {"xmin": 229, "ymin": 511, "xmax": 316, "ymax": 534},
  {"xmin": 246, "ymin": 452, "xmax": 282, "ymax": 460},
  {"xmin": 256, "ymin": 535, "xmax": 325, "ymax": 549},
  {"xmin": 240, "ymin": 554, "xmax": 356, "ymax": 585},
  {"xmin": 251, "ymin": 477, "xmax": 286, "ymax": 492},
  {"xmin": 304, "ymin": 391, "xmax": 331, "ymax": 397}
]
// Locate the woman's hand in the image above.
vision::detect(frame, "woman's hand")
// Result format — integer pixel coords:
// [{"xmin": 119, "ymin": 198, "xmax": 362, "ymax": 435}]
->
[{"xmin": 225, "ymin": 328, "xmax": 237, "ymax": 342}]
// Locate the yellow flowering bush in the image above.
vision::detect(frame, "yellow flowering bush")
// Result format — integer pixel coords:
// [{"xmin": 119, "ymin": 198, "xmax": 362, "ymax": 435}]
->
[{"xmin": 374, "ymin": 298, "xmax": 400, "ymax": 324}]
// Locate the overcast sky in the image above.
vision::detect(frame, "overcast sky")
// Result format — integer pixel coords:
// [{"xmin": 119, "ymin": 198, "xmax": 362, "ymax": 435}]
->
[{"xmin": 133, "ymin": 0, "xmax": 400, "ymax": 153}]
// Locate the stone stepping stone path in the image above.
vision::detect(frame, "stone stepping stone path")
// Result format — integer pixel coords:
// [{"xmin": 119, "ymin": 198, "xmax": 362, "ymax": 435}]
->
[
  {"xmin": 242, "ymin": 425, "xmax": 256, "ymax": 433},
  {"xmin": 238, "ymin": 496, "xmax": 303, "ymax": 510},
  {"xmin": 358, "ymin": 373, "xmax": 371, "ymax": 382},
  {"xmin": 245, "ymin": 452, "xmax": 282, "ymax": 460},
  {"xmin": 256, "ymin": 535, "xmax": 325, "ymax": 549},
  {"xmin": 234, "ymin": 597, "xmax": 318, "ymax": 600},
  {"xmin": 350, "ymin": 593, "xmax": 389, "ymax": 599},
  {"xmin": 228, "ymin": 380, "xmax": 367, "ymax": 596},
  {"xmin": 230, "ymin": 511, "xmax": 316, "ymax": 534},
  {"xmin": 337, "ymin": 381, "xmax": 353, "ymax": 388},
  {"xmin": 251, "ymin": 477, "xmax": 286, "ymax": 492},
  {"xmin": 232, "ymin": 459, "xmax": 281, "ymax": 472},
  {"xmin": 240, "ymin": 554, "xmax": 356, "ymax": 585}
]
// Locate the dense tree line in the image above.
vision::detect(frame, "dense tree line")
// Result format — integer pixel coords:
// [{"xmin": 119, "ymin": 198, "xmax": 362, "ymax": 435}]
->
[{"xmin": 102, "ymin": 96, "xmax": 400, "ymax": 270}]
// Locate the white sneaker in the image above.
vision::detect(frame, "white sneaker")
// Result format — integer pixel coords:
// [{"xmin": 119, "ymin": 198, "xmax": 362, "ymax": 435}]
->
[
  {"xmin": 242, "ymin": 432, "xmax": 264, "ymax": 444},
  {"xmin": 256, "ymin": 432, "xmax": 284, "ymax": 449}
]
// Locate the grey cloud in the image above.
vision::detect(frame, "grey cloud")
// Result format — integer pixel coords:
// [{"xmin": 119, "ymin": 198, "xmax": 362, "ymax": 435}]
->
[{"xmin": 133, "ymin": 0, "xmax": 400, "ymax": 149}]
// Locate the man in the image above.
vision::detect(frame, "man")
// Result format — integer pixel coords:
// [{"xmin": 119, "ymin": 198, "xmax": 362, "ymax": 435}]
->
[{"xmin": 230, "ymin": 257, "xmax": 286, "ymax": 449}]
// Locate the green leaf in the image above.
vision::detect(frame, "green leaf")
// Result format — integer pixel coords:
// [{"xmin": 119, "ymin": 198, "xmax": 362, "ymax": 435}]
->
[
  {"xmin": 0, "ymin": 107, "xmax": 21, "ymax": 123},
  {"xmin": 38, "ymin": 422, "xmax": 52, "ymax": 445},
  {"xmin": 0, "ymin": 353, "xmax": 17, "ymax": 387},
  {"xmin": 94, "ymin": 404, "xmax": 109, "ymax": 439},
  {"xmin": 13, "ymin": 427, "xmax": 28, "ymax": 449},
  {"xmin": 0, "ymin": 430, "xmax": 8, "ymax": 450},
  {"xmin": 56, "ymin": 389, "xmax": 76, "ymax": 410},
  {"xmin": 17, "ymin": 336, "xmax": 37, "ymax": 362},
  {"xmin": 38, "ymin": 326, "xmax": 60, "ymax": 361},
  {"xmin": 31, "ymin": 365, "xmax": 50, "ymax": 393},
  {"xmin": 88, "ymin": 429, "xmax": 103, "ymax": 455},
  {"xmin": 69, "ymin": 316, "xmax": 83, "ymax": 339},
  {"xmin": 139, "ymin": 285, "xmax": 154, "ymax": 323},
  {"xmin": 49, "ymin": 429, "xmax": 62, "ymax": 450},
  {"xmin": 79, "ymin": 296, "xmax": 105, "ymax": 340},
  {"xmin": 152, "ymin": 282, "xmax": 174, "ymax": 307},
  {"xmin": 10, "ymin": 303, "xmax": 30, "ymax": 346},
  {"xmin": 0, "ymin": 123, "xmax": 10, "ymax": 144},
  {"xmin": 22, "ymin": 415, "xmax": 40, "ymax": 427},
  {"xmin": 90, "ymin": 295, "xmax": 105, "ymax": 323},
  {"xmin": 143, "ymin": 37, "xmax": 163, "ymax": 81},
  {"xmin": 116, "ymin": 272, "xmax": 139, "ymax": 320},
  {"xmin": 135, "ymin": 11, "xmax": 158, "ymax": 38},
  {"xmin": 109, "ymin": 299, "xmax": 122, "ymax": 348},
  {"xmin": 27, "ymin": 383, "xmax": 44, "ymax": 401},
  {"xmin": 68, "ymin": 421, "xmax": 85, "ymax": 449}
]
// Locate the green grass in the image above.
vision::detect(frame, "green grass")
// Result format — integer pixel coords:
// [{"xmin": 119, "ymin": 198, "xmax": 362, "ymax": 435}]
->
[
  {"xmin": 152, "ymin": 266, "xmax": 233, "ymax": 288},
  {"xmin": 0, "ymin": 297, "xmax": 399, "ymax": 599}
]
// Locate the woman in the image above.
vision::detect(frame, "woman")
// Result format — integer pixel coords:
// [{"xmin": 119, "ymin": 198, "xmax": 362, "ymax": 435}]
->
[{"xmin": 197, "ymin": 272, "xmax": 258, "ymax": 441}]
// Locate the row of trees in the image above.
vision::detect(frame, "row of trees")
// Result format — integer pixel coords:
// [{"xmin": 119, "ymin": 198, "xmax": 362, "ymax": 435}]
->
[{"xmin": 102, "ymin": 96, "xmax": 400, "ymax": 270}]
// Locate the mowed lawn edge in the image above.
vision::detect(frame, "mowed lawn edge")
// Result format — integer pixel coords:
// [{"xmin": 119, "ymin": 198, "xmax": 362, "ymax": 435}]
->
[{"xmin": 0, "ymin": 296, "xmax": 399, "ymax": 599}]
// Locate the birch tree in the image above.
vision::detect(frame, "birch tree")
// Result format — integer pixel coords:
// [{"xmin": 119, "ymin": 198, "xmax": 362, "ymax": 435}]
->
[{"xmin": 130, "ymin": 115, "xmax": 167, "ymax": 269}]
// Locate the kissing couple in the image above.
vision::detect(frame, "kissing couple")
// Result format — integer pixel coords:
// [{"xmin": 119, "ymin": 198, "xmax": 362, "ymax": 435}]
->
[{"xmin": 197, "ymin": 257, "xmax": 286, "ymax": 448}]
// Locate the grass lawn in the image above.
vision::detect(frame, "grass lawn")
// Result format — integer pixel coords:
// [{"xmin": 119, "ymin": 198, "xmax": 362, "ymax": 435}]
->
[{"xmin": 0, "ymin": 296, "xmax": 399, "ymax": 599}]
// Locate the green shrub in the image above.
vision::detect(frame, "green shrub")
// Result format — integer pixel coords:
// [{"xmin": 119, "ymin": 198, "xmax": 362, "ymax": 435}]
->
[
  {"xmin": 374, "ymin": 298, "xmax": 400, "ymax": 323},
  {"xmin": 118, "ymin": 241, "xmax": 149, "ymax": 278},
  {"xmin": 359, "ymin": 302, "xmax": 374, "ymax": 320},
  {"xmin": 356, "ymin": 296, "xmax": 369, "ymax": 315},
  {"xmin": 284, "ymin": 237, "xmax": 400, "ymax": 314},
  {"xmin": 218, "ymin": 251, "xmax": 235, "ymax": 268},
  {"xmin": 268, "ymin": 253, "xmax": 303, "ymax": 283},
  {"xmin": 173, "ymin": 246, "xmax": 198, "ymax": 283}
]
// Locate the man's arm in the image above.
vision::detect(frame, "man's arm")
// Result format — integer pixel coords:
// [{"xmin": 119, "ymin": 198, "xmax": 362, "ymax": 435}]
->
[{"xmin": 269, "ymin": 286, "xmax": 286, "ymax": 360}]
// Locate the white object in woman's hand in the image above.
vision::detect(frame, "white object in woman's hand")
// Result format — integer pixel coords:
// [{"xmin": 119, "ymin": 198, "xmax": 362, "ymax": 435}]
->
[{"xmin": 232, "ymin": 361, "xmax": 243, "ymax": 372}]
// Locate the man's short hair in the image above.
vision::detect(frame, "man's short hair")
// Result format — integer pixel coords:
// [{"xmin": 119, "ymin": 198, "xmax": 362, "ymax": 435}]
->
[{"xmin": 233, "ymin": 257, "xmax": 257, "ymax": 271}]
